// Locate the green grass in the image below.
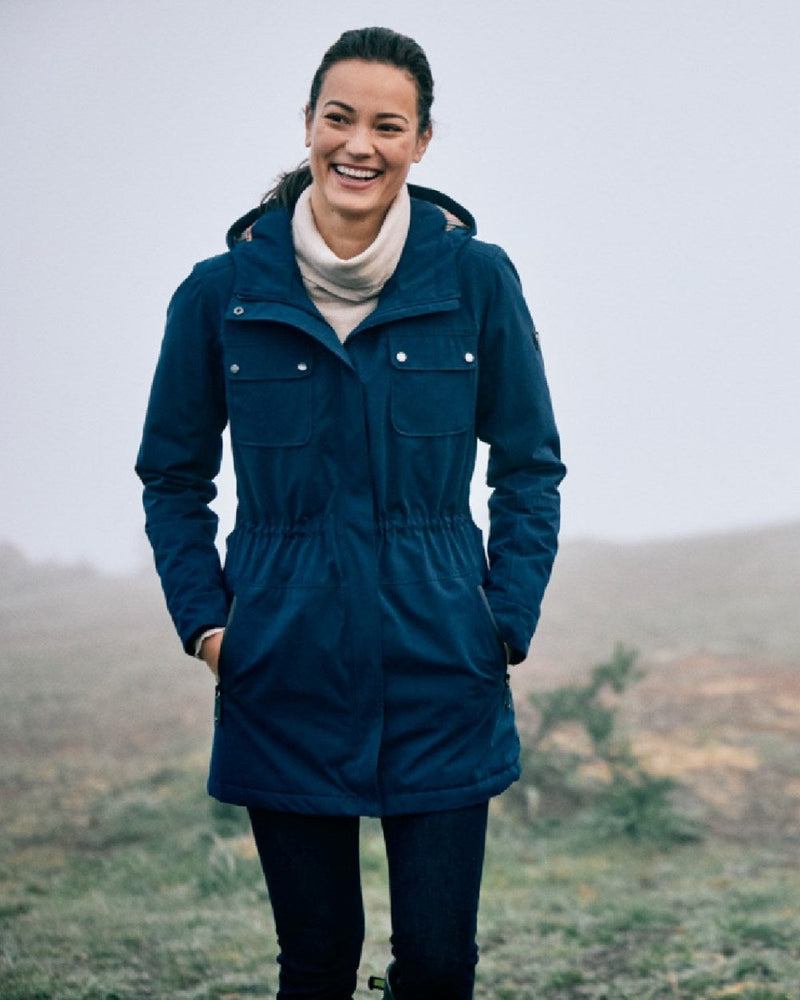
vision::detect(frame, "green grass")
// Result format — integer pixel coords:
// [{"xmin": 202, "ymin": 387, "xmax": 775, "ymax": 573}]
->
[
  {"xmin": 478, "ymin": 814, "xmax": 800, "ymax": 998},
  {"xmin": 2, "ymin": 765, "xmax": 799, "ymax": 999}
]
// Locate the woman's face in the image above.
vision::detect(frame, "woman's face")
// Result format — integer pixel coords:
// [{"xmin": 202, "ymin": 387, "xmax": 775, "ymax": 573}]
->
[{"xmin": 305, "ymin": 59, "xmax": 431, "ymax": 245}]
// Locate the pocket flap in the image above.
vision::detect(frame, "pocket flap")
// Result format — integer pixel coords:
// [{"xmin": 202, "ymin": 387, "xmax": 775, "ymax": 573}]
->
[
  {"xmin": 226, "ymin": 339, "xmax": 314, "ymax": 381},
  {"xmin": 389, "ymin": 335, "xmax": 477, "ymax": 372}
]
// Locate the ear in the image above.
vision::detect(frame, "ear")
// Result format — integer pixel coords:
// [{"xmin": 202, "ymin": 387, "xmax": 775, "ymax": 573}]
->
[
  {"xmin": 413, "ymin": 124, "xmax": 433, "ymax": 164},
  {"xmin": 304, "ymin": 104, "xmax": 313, "ymax": 148}
]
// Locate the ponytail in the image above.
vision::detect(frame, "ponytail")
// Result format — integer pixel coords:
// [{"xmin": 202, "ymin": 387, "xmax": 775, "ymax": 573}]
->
[{"xmin": 261, "ymin": 162, "xmax": 312, "ymax": 212}]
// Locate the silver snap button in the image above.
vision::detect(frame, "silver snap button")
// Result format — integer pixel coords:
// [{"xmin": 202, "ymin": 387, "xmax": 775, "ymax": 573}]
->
[
  {"xmin": 464, "ymin": 352, "xmax": 475, "ymax": 363},
  {"xmin": 233, "ymin": 306, "xmax": 244, "ymax": 316},
  {"xmin": 396, "ymin": 351, "xmax": 407, "ymax": 363},
  {"xmin": 297, "ymin": 362, "xmax": 308, "ymax": 372},
  {"xmin": 229, "ymin": 363, "xmax": 240, "ymax": 374}
]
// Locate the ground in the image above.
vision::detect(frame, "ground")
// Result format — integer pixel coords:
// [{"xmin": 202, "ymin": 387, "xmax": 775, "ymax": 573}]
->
[{"xmin": 1, "ymin": 556, "xmax": 799, "ymax": 998}]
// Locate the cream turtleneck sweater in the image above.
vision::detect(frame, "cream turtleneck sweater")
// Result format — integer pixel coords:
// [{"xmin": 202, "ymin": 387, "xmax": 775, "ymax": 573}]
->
[{"xmin": 292, "ymin": 184, "xmax": 411, "ymax": 342}]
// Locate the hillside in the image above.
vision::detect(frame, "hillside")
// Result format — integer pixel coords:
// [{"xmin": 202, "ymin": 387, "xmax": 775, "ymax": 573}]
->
[
  {"xmin": 531, "ymin": 519, "xmax": 800, "ymax": 675},
  {"xmin": 2, "ymin": 525, "xmax": 800, "ymax": 1000},
  {"xmin": 513, "ymin": 521, "xmax": 800, "ymax": 842}
]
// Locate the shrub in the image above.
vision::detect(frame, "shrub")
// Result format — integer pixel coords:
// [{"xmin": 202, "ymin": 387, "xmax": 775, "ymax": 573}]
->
[{"xmin": 519, "ymin": 644, "xmax": 701, "ymax": 844}]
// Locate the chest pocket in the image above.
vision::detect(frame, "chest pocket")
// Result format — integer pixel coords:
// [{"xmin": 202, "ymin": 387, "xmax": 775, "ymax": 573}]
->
[
  {"xmin": 225, "ymin": 334, "xmax": 314, "ymax": 447},
  {"xmin": 389, "ymin": 334, "xmax": 477, "ymax": 437}
]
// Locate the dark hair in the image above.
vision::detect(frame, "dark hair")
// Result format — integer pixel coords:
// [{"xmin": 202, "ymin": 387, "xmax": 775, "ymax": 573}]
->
[{"xmin": 262, "ymin": 27, "xmax": 434, "ymax": 211}]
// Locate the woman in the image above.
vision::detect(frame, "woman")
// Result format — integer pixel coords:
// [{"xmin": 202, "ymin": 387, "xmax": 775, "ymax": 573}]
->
[{"xmin": 136, "ymin": 26, "xmax": 564, "ymax": 1000}]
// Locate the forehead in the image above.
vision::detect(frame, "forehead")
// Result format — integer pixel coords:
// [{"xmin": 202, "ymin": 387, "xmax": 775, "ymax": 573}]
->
[{"xmin": 318, "ymin": 59, "xmax": 418, "ymax": 115}]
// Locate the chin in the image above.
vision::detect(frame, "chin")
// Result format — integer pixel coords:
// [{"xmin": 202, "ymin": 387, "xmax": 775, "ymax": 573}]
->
[{"xmin": 327, "ymin": 189, "xmax": 387, "ymax": 220}]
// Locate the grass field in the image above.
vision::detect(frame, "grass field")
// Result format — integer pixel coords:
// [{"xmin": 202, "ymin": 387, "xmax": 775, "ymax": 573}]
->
[
  {"xmin": 2, "ymin": 540, "xmax": 799, "ymax": 998},
  {"xmin": 3, "ymin": 761, "xmax": 799, "ymax": 999}
]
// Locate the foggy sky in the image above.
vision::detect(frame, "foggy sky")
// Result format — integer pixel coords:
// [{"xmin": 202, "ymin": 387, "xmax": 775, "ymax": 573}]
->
[{"xmin": 1, "ymin": 0, "xmax": 798, "ymax": 573}]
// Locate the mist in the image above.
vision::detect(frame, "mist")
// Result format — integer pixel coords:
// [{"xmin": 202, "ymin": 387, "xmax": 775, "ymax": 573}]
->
[{"xmin": 2, "ymin": 0, "xmax": 798, "ymax": 572}]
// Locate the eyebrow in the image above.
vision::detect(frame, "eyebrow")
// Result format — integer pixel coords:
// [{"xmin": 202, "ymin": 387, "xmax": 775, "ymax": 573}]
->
[{"xmin": 323, "ymin": 100, "xmax": 410, "ymax": 124}]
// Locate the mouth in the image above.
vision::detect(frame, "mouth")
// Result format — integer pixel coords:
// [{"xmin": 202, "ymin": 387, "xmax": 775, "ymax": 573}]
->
[{"xmin": 332, "ymin": 164, "xmax": 382, "ymax": 183}]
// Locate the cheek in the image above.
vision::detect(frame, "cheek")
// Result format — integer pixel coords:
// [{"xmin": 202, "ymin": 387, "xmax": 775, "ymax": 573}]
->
[
  {"xmin": 307, "ymin": 122, "xmax": 334, "ymax": 155},
  {"xmin": 389, "ymin": 143, "xmax": 420, "ymax": 172},
  {"xmin": 307, "ymin": 127, "xmax": 323, "ymax": 153}
]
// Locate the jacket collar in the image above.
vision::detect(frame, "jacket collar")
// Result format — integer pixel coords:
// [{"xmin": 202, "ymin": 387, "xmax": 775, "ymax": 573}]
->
[{"xmin": 228, "ymin": 188, "xmax": 475, "ymax": 360}]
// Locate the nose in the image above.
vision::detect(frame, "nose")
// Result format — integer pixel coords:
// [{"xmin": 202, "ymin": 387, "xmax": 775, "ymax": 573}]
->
[{"xmin": 344, "ymin": 124, "xmax": 374, "ymax": 158}]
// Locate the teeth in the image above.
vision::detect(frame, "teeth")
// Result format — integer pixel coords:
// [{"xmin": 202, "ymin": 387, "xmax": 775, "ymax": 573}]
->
[{"xmin": 335, "ymin": 165, "xmax": 380, "ymax": 180}]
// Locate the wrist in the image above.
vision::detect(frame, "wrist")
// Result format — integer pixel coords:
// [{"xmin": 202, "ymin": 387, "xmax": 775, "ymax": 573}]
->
[{"xmin": 194, "ymin": 626, "xmax": 225, "ymax": 659}]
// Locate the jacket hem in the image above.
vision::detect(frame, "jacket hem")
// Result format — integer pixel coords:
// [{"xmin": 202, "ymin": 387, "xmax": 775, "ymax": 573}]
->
[
  {"xmin": 208, "ymin": 779, "xmax": 375, "ymax": 816},
  {"xmin": 378, "ymin": 763, "xmax": 521, "ymax": 817},
  {"xmin": 208, "ymin": 763, "xmax": 520, "ymax": 817}
]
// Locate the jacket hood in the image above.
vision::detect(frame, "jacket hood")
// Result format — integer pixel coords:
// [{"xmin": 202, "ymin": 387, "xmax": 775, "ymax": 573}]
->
[{"xmin": 225, "ymin": 183, "xmax": 476, "ymax": 250}]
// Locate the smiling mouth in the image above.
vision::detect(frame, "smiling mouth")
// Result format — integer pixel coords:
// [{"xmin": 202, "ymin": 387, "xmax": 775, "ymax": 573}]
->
[{"xmin": 333, "ymin": 165, "xmax": 382, "ymax": 181}]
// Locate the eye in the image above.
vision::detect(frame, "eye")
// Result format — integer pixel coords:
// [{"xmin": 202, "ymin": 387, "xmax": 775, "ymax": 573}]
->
[
  {"xmin": 377, "ymin": 123, "xmax": 403, "ymax": 133},
  {"xmin": 324, "ymin": 112, "xmax": 349, "ymax": 125}
]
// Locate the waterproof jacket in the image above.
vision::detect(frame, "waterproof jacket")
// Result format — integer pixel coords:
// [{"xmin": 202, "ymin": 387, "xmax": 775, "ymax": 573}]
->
[{"xmin": 136, "ymin": 184, "xmax": 565, "ymax": 816}]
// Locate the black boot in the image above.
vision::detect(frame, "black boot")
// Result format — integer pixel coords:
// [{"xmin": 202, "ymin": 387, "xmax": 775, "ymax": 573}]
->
[{"xmin": 368, "ymin": 962, "xmax": 396, "ymax": 999}]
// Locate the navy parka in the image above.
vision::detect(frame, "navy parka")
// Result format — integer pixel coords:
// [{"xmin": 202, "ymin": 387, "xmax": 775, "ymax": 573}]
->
[{"xmin": 136, "ymin": 185, "xmax": 565, "ymax": 816}]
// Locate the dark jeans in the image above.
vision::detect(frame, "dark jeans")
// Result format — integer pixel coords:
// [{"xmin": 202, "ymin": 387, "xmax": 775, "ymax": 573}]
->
[{"xmin": 248, "ymin": 801, "xmax": 489, "ymax": 1000}]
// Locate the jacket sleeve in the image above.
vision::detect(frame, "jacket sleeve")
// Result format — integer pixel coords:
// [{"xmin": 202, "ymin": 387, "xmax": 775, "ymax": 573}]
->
[
  {"xmin": 474, "ymin": 246, "xmax": 566, "ymax": 663},
  {"xmin": 135, "ymin": 259, "xmax": 232, "ymax": 653}
]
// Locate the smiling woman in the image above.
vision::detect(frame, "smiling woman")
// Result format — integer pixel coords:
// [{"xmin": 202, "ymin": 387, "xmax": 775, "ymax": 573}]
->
[
  {"xmin": 136, "ymin": 24, "xmax": 564, "ymax": 1000},
  {"xmin": 304, "ymin": 59, "xmax": 431, "ymax": 257}
]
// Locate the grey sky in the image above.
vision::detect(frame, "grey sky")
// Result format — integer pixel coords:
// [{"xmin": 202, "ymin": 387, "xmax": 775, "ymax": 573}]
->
[{"xmin": 1, "ymin": 0, "xmax": 798, "ymax": 573}]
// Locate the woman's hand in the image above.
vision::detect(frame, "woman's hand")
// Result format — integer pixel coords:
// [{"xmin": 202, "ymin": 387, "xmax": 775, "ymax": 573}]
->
[{"xmin": 199, "ymin": 630, "xmax": 224, "ymax": 679}]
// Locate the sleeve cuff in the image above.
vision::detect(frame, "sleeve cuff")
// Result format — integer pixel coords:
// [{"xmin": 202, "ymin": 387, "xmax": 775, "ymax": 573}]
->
[{"xmin": 192, "ymin": 626, "xmax": 225, "ymax": 659}]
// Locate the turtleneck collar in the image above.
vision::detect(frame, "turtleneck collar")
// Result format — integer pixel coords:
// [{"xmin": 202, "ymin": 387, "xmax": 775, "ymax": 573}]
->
[{"xmin": 292, "ymin": 184, "xmax": 411, "ymax": 305}]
